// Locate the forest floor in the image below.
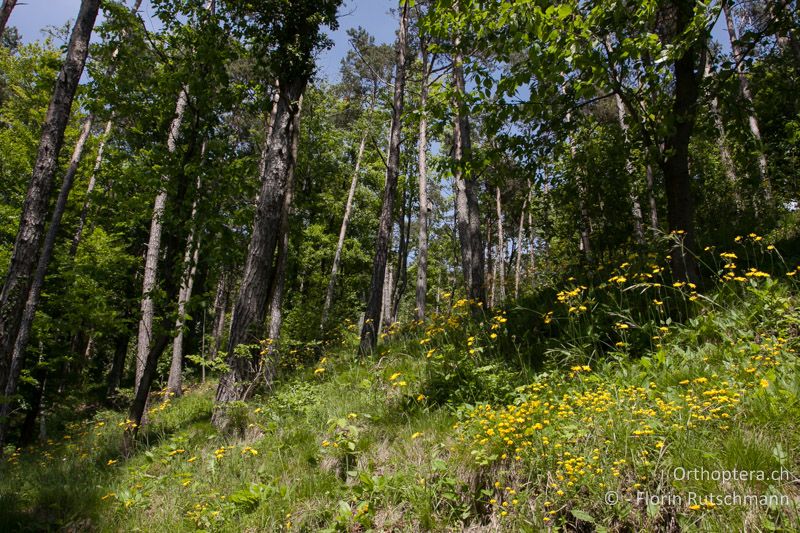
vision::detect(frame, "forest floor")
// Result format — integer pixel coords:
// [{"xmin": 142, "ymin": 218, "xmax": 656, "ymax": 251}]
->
[{"xmin": 2, "ymin": 253, "xmax": 800, "ymax": 531}]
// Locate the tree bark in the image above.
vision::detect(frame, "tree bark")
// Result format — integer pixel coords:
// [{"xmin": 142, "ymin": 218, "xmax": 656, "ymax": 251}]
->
[
  {"xmin": 135, "ymin": 87, "xmax": 188, "ymax": 391},
  {"xmin": 415, "ymin": 36, "xmax": 430, "ymax": 321},
  {"xmin": 659, "ymin": 0, "xmax": 702, "ymax": 283},
  {"xmin": 452, "ymin": 42, "xmax": 486, "ymax": 307},
  {"xmin": 166, "ymin": 179, "xmax": 202, "ymax": 397},
  {"xmin": 0, "ymin": 0, "xmax": 17, "ymax": 40},
  {"xmin": 0, "ymin": 116, "xmax": 94, "ymax": 445},
  {"xmin": 722, "ymin": 0, "xmax": 771, "ymax": 199},
  {"xmin": 359, "ymin": 0, "xmax": 408, "ymax": 355},
  {"xmin": 266, "ymin": 95, "xmax": 302, "ymax": 368},
  {"xmin": 320, "ymin": 132, "xmax": 366, "ymax": 333},
  {"xmin": 0, "ymin": 0, "xmax": 99, "ymax": 418},
  {"xmin": 213, "ymin": 75, "xmax": 306, "ymax": 424}
]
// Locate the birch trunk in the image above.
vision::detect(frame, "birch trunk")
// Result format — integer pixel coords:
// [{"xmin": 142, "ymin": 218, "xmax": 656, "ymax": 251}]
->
[
  {"xmin": 359, "ymin": 0, "xmax": 408, "ymax": 354},
  {"xmin": 135, "ymin": 87, "xmax": 188, "ymax": 390},
  {"xmin": 0, "ymin": 0, "xmax": 99, "ymax": 416},
  {"xmin": 320, "ymin": 133, "xmax": 366, "ymax": 333}
]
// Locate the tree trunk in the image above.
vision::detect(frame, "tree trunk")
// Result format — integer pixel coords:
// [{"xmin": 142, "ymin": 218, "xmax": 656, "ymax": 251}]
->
[
  {"xmin": 645, "ymin": 164, "xmax": 658, "ymax": 231},
  {"xmin": 135, "ymin": 87, "xmax": 188, "ymax": 390},
  {"xmin": 320, "ymin": 132, "xmax": 366, "ymax": 333},
  {"xmin": 452, "ymin": 43, "xmax": 486, "ymax": 307},
  {"xmin": 213, "ymin": 75, "xmax": 306, "ymax": 424},
  {"xmin": 723, "ymin": 0, "xmax": 771, "ymax": 199},
  {"xmin": 614, "ymin": 92, "xmax": 645, "ymax": 245},
  {"xmin": 70, "ymin": 118, "xmax": 113, "ymax": 256},
  {"xmin": 660, "ymin": 0, "xmax": 702, "ymax": 283},
  {"xmin": 209, "ymin": 272, "xmax": 228, "ymax": 359},
  {"xmin": 494, "ymin": 186, "xmax": 506, "ymax": 304},
  {"xmin": 106, "ymin": 333, "xmax": 128, "ymax": 399},
  {"xmin": 0, "ymin": 0, "xmax": 99, "ymax": 421},
  {"xmin": 266, "ymin": 95, "xmax": 302, "ymax": 369},
  {"xmin": 166, "ymin": 180, "xmax": 202, "ymax": 397},
  {"xmin": 359, "ymin": 0, "xmax": 408, "ymax": 355},
  {"xmin": 415, "ymin": 36, "xmax": 430, "ymax": 321},
  {"xmin": 514, "ymin": 188, "xmax": 530, "ymax": 299},
  {"xmin": 124, "ymin": 331, "xmax": 171, "ymax": 453},
  {"xmin": 486, "ymin": 216, "xmax": 494, "ymax": 308},
  {"xmin": 0, "ymin": 0, "xmax": 17, "ymax": 40},
  {"xmin": 391, "ymin": 176, "xmax": 411, "ymax": 324}
]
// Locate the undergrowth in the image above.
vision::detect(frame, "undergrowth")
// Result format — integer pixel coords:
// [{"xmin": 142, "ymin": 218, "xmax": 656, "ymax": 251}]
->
[{"xmin": 1, "ymin": 236, "xmax": 799, "ymax": 531}]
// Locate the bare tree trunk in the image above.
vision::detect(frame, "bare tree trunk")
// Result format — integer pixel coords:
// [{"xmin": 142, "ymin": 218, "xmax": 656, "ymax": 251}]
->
[
  {"xmin": 166, "ymin": 179, "xmax": 202, "ymax": 397},
  {"xmin": 660, "ymin": 0, "xmax": 702, "ymax": 283},
  {"xmin": 135, "ymin": 87, "xmax": 188, "ymax": 391},
  {"xmin": 266, "ymin": 95, "xmax": 302, "ymax": 366},
  {"xmin": 391, "ymin": 177, "xmax": 411, "ymax": 324},
  {"xmin": 320, "ymin": 132, "xmax": 366, "ymax": 333},
  {"xmin": 359, "ymin": 0, "xmax": 408, "ymax": 355},
  {"xmin": 723, "ymin": 0, "xmax": 771, "ymax": 199},
  {"xmin": 614, "ymin": 92, "xmax": 645, "ymax": 244},
  {"xmin": 0, "ymin": 0, "xmax": 17, "ymax": 40},
  {"xmin": 453, "ymin": 43, "xmax": 485, "ymax": 307},
  {"xmin": 213, "ymin": 74, "xmax": 306, "ymax": 425},
  {"xmin": 0, "ymin": 0, "xmax": 99, "ymax": 429},
  {"xmin": 415, "ymin": 36, "xmax": 430, "ymax": 321},
  {"xmin": 494, "ymin": 186, "xmax": 506, "ymax": 304},
  {"xmin": 0, "ymin": 115, "xmax": 94, "ymax": 445}
]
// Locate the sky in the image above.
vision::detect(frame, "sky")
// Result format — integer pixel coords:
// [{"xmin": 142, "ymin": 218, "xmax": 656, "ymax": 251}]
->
[
  {"xmin": 10, "ymin": 0, "xmax": 398, "ymax": 82},
  {"xmin": 11, "ymin": 0, "xmax": 731, "ymax": 79}
]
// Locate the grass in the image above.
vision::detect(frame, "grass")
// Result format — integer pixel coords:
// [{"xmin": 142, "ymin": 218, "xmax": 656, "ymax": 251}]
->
[{"xmin": 2, "ymin": 237, "xmax": 800, "ymax": 531}]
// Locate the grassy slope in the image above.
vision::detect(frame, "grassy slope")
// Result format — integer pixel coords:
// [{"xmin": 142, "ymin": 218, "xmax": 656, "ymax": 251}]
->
[{"xmin": 2, "ymin": 268, "xmax": 800, "ymax": 531}]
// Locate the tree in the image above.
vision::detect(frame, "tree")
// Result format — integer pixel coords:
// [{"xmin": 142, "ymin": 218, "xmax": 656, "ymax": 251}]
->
[
  {"xmin": 213, "ymin": 0, "xmax": 342, "ymax": 427},
  {"xmin": 359, "ymin": 0, "xmax": 409, "ymax": 354},
  {"xmin": 0, "ymin": 0, "xmax": 100, "ymax": 427}
]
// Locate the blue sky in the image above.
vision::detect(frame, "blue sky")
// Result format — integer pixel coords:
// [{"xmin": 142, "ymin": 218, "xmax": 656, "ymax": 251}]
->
[{"xmin": 10, "ymin": 0, "xmax": 397, "ymax": 81}]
